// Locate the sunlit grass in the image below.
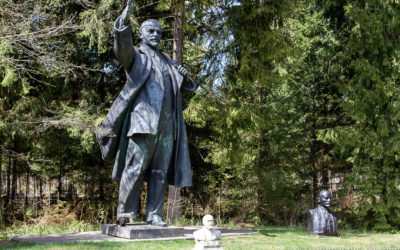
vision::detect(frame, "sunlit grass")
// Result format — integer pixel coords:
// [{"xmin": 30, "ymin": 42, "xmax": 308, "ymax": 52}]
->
[
  {"xmin": 2, "ymin": 224, "xmax": 400, "ymax": 249},
  {"xmin": 0, "ymin": 220, "xmax": 97, "ymax": 240},
  {"xmin": 224, "ymin": 226, "xmax": 400, "ymax": 249}
]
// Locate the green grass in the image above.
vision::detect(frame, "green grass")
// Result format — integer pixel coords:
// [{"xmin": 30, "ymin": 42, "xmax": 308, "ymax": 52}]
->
[
  {"xmin": 1, "ymin": 225, "xmax": 400, "ymax": 249},
  {"xmin": 0, "ymin": 220, "xmax": 97, "ymax": 240},
  {"xmin": 227, "ymin": 226, "xmax": 400, "ymax": 249},
  {"xmin": 0, "ymin": 240, "xmax": 193, "ymax": 250}
]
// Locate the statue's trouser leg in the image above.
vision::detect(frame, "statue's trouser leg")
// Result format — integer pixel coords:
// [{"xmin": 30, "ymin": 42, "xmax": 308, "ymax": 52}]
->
[
  {"xmin": 117, "ymin": 117, "xmax": 173, "ymax": 220},
  {"xmin": 117, "ymin": 134, "xmax": 157, "ymax": 219},
  {"xmin": 117, "ymin": 168, "xmax": 143, "ymax": 219},
  {"xmin": 146, "ymin": 71, "xmax": 175, "ymax": 222},
  {"xmin": 146, "ymin": 113, "xmax": 174, "ymax": 222}
]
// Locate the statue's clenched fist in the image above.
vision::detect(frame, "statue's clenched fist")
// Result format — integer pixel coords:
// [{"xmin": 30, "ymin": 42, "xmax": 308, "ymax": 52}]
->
[
  {"xmin": 122, "ymin": 0, "xmax": 135, "ymax": 25},
  {"xmin": 177, "ymin": 65, "xmax": 188, "ymax": 77}
]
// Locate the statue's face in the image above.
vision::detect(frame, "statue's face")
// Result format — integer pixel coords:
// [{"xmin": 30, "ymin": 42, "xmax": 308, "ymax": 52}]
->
[
  {"xmin": 319, "ymin": 191, "xmax": 331, "ymax": 208},
  {"xmin": 140, "ymin": 24, "xmax": 162, "ymax": 48},
  {"xmin": 203, "ymin": 215, "xmax": 215, "ymax": 229}
]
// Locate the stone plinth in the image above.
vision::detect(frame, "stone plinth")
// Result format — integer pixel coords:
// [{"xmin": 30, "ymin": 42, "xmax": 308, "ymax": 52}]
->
[{"xmin": 101, "ymin": 224, "xmax": 184, "ymax": 239}]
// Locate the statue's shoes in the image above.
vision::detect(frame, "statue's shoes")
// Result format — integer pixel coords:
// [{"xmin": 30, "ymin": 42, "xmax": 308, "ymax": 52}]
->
[
  {"xmin": 147, "ymin": 215, "xmax": 168, "ymax": 227},
  {"xmin": 116, "ymin": 217, "xmax": 128, "ymax": 227}
]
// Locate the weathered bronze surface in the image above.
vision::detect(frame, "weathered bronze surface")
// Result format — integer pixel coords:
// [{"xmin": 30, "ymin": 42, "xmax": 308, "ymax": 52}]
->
[
  {"xmin": 97, "ymin": 0, "xmax": 195, "ymax": 227},
  {"xmin": 307, "ymin": 190, "xmax": 339, "ymax": 236}
]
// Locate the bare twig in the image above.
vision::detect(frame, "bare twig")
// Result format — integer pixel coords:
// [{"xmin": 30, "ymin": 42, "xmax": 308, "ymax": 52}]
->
[{"xmin": 0, "ymin": 145, "xmax": 51, "ymax": 165}]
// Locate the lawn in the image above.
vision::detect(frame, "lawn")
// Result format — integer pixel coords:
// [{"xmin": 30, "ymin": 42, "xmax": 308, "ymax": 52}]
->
[{"xmin": 1, "ymin": 226, "xmax": 400, "ymax": 249}]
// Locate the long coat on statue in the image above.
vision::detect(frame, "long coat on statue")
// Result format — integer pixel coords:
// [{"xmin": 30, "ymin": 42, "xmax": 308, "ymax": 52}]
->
[{"xmin": 97, "ymin": 23, "xmax": 195, "ymax": 188}]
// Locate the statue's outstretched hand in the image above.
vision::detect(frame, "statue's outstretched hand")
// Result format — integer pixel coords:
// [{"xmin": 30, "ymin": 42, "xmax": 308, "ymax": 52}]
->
[
  {"xmin": 177, "ymin": 65, "xmax": 188, "ymax": 77},
  {"xmin": 122, "ymin": 0, "xmax": 135, "ymax": 25}
]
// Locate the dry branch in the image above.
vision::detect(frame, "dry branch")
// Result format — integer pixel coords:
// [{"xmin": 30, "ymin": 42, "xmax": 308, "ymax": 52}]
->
[{"xmin": 0, "ymin": 0, "xmax": 103, "ymax": 79}]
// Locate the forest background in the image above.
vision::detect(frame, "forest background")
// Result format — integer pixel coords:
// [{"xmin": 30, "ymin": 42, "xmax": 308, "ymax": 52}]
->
[{"xmin": 1, "ymin": 0, "xmax": 400, "ymax": 232}]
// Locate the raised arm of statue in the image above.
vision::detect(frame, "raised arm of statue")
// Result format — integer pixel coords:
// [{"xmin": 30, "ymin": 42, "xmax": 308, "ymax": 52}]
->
[
  {"xmin": 113, "ymin": 0, "xmax": 136, "ymax": 71},
  {"xmin": 121, "ymin": 0, "xmax": 135, "ymax": 25}
]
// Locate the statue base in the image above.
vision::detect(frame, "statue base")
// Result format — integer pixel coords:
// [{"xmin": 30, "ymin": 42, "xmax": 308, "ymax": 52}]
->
[{"xmin": 101, "ymin": 223, "xmax": 184, "ymax": 239}]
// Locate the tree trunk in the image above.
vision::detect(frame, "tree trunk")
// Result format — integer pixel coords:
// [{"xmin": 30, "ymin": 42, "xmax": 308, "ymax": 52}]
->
[
  {"xmin": 0, "ymin": 152, "xmax": 2, "ymax": 200},
  {"xmin": 99, "ymin": 163, "xmax": 104, "ymax": 201},
  {"xmin": 256, "ymin": 88, "xmax": 267, "ymax": 219},
  {"xmin": 11, "ymin": 157, "xmax": 17, "ymax": 209},
  {"xmin": 321, "ymin": 165, "xmax": 329, "ymax": 190},
  {"xmin": 0, "ymin": 152, "xmax": 2, "ymax": 225},
  {"xmin": 39, "ymin": 177, "xmax": 43, "ymax": 200},
  {"xmin": 58, "ymin": 162, "xmax": 62, "ymax": 201},
  {"xmin": 48, "ymin": 176, "xmax": 52, "ymax": 206},
  {"xmin": 18, "ymin": 171, "xmax": 22, "ymax": 199},
  {"xmin": 167, "ymin": 0, "xmax": 184, "ymax": 223},
  {"xmin": 33, "ymin": 176, "xmax": 37, "ymax": 215},
  {"xmin": 5, "ymin": 156, "xmax": 10, "ymax": 208},
  {"xmin": 25, "ymin": 167, "xmax": 30, "ymax": 209},
  {"xmin": 312, "ymin": 159, "xmax": 318, "ymax": 207},
  {"xmin": 67, "ymin": 165, "xmax": 73, "ymax": 201},
  {"xmin": 172, "ymin": 0, "xmax": 184, "ymax": 65},
  {"xmin": 311, "ymin": 125, "xmax": 318, "ymax": 207},
  {"xmin": 311, "ymin": 75, "xmax": 318, "ymax": 207},
  {"xmin": 67, "ymin": 182, "xmax": 73, "ymax": 201}
]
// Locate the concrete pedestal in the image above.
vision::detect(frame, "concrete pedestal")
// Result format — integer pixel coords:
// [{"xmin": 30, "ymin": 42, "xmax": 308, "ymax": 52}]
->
[{"xmin": 101, "ymin": 223, "xmax": 184, "ymax": 239}]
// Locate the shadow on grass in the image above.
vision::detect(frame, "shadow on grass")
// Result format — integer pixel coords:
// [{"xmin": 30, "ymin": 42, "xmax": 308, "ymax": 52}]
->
[
  {"xmin": 1, "ymin": 241, "xmax": 40, "ymax": 249},
  {"xmin": 1, "ymin": 240, "xmax": 193, "ymax": 250},
  {"xmin": 257, "ymin": 231, "xmax": 277, "ymax": 237},
  {"xmin": 258, "ymin": 226, "xmax": 307, "ymax": 236},
  {"xmin": 337, "ymin": 230, "xmax": 370, "ymax": 238},
  {"xmin": 256, "ymin": 226, "xmax": 372, "ymax": 239}
]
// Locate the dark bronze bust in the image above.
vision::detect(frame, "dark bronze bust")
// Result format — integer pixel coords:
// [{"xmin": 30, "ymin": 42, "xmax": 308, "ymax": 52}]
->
[{"xmin": 307, "ymin": 190, "xmax": 338, "ymax": 236}]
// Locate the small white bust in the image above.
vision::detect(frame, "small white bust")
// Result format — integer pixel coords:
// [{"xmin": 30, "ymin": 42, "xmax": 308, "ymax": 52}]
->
[{"xmin": 193, "ymin": 214, "xmax": 223, "ymax": 250}]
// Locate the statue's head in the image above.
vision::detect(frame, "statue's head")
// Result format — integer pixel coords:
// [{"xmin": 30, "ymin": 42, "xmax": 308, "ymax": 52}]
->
[
  {"xmin": 202, "ymin": 214, "xmax": 215, "ymax": 229},
  {"xmin": 139, "ymin": 19, "xmax": 162, "ymax": 49},
  {"xmin": 318, "ymin": 190, "xmax": 331, "ymax": 208}
]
